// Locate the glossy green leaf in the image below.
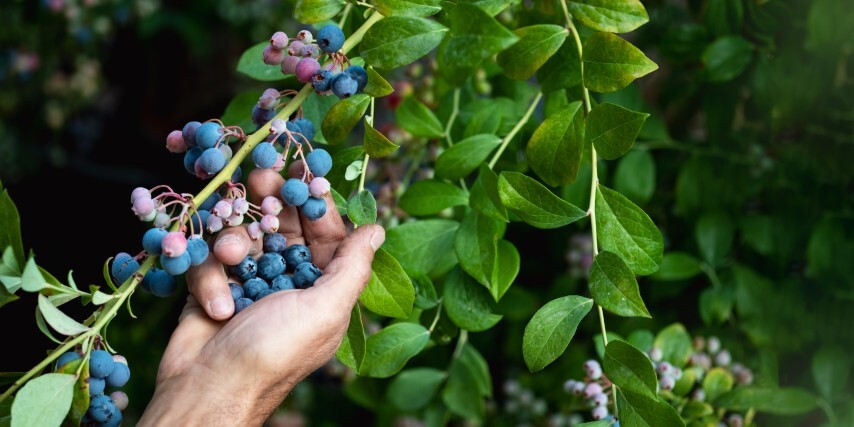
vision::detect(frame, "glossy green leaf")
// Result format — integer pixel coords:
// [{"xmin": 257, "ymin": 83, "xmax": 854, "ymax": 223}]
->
[
  {"xmin": 436, "ymin": 134, "xmax": 501, "ymax": 181},
  {"xmin": 396, "ymin": 96, "xmax": 444, "ymax": 138},
  {"xmin": 627, "ymin": 329, "xmax": 654, "ymax": 353},
  {"xmin": 327, "ymin": 146, "xmax": 365, "ymax": 196},
  {"xmin": 399, "ymin": 180, "xmax": 468, "ymax": 216},
  {"xmin": 464, "ymin": 0, "xmax": 513, "ymax": 15},
  {"xmin": 617, "ymin": 389, "xmax": 686, "ymax": 427},
  {"xmin": 0, "ymin": 182, "xmax": 24, "ymax": 265},
  {"xmin": 10, "ymin": 373, "xmax": 75, "ymax": 427},
  {"xmin": 462, "ymin": 108, "xmax": 501, "ymax": 139},
  {"xmin": 604, "ymin": 340, "xmax": 658, "ymax": 399},
  {"xmin": 569, "ymin": 0, "xmax": 649, "ymax": 33},
  {"xmin": 361, "ymin": 323, "xmax": 430, "ymax": 378},
  {"xmin": 589, "ymin": 251, "xmax": 650, "ymax": 318},
  {"xmin": 364, "ymin": 67, "xmax": 395, "ymax": 98},
  {"xmin": 236, "ymin": 43, "xmax": 286, "ymax": 81},
  {"xmin": 361, "ymin": 17, "xmax": 448, "ymax": 69},
  {"xmin": 680, "ymin": 400, "xmax": 714, "ymax": 420},
  {"xmin": 336, "ymin": 304, "xmax": 366, "ymax": 371},
  {"xmin": 375, "ymin": 0, "xmax": 441, "ymax": 17},
  {"xmin": 412, "ymin": 273, "xmax": 439, "ymax": 310},
  {"xmin": 649, "ymin": 252, "xmax": 701, "ymax": 281},
  {"xmin": 348, "ymin": 190, "xmax": 378, "ymax": 225},
  {"xmin": 583, "ymin": 32, "xmax": 658, "ymax": 93},
  {"xmin": 322, "ymin": 94, "xmax": 370, "ymax": 144},
  {"xmin": 55, "ymin": 359, "xmax": 89, "ymax": 426},
  {"xmin": 37, "ymin": 294, "xmax": 89, "ymax": 336},
  {"xmin": 454, "ymin": 210, "xmax": 502, "ymax": 289},
  {"xmin": 652, "ymin": 323, "xmax": 693, "ymax": 367},
  {"xmin": 715, "ymin": 387, "xmax": 817, "ymax": 415},
  {"xmin": 388, "ymin": 368, "xmax": 447, "ymax": 411},
  {"xmin": 492, "ymin": 240, "xmax": 519, "ymax": 301},
  {"xmin": 703, "ymin": 367, "xmax": 734, "ymax": 402},
  {"xmin": 523, "ymin": 295, "xmax": 593, "ymax": 372},
  {"xmin": 613, "ymin": 149, "xmax": 656, "ymax": 204},
  {"xmin": 442, "ymin": 344, "xmax": 492, "ymax": 419},
  {"xmin": 498, "ymin": 172, "xmax": 587, "ymax": 229},
  {"xmin": 20, "ymin": 258, "xmax": 49, "ymax": 293},
  {"xmin": 444, "ymin": 268, "xmax": 502, "ymax": 332},
  {"xmin": 812, "ymin": 346, "xmax": 849, "ymax": 401},
  {"xmin": 440, "ymin": 4, "xmax": 519, "ymax": 69},
  {"xmin": 331, "ymin": 188, "xmax": 348, "ymax": 216},
  {"xmin": 384, "ymin": 219, "xmax": 459, "ymax": 278},
  {"xmin": 497, "ymin": 25, "xmax": 568, "ymax": 80},
  {"xmin": 294, "ymin": 0, "xmax": 346, "ymax": 23},
  {"xmin": 586, "ymin": 103, "xmax": 648, "ymax": 160},
  {"xmin": 595, "ymin": 185, "xmax": 663, "ymax": 275},
  {"xmin": 526, "ymin": 102, "xmax": 585, "ymax": 186},
  {"xmin": 0, "ymin": 286, "xmax": 17, "ymax": 308},
  {"xmin": 702, "ymin": 36, "xmax": 753, "ymax": 83},
  {"xmin": 301, "ymin": 92, "xmax": 339, "ymax": 144},
  {"xmin": 360, "ymin": 248, "xmax": 415, "ymax": 318},
  {"xmin": 695, "ymin": 211, "xmax": 734, "ymax": 268},
  {"xmin": 537, "ymin": 40, "xmax": 582, "ymax": 93},
  {"xmin": 470, "ymin": 166, "xmax": 508, "ymax": 222}
]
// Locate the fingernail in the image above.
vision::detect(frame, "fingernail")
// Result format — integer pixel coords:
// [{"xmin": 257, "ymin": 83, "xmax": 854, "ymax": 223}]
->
[
  {"xmin": 214, "ymin": 233, "xmax": 242, "ymax": 249},
  {"xmin": 370, "ymin": 228, "xmax": 385, "ymax": 251},
  {"xmin": 210, "ymin": 296, "xmax": 231, "ymax": 318}
]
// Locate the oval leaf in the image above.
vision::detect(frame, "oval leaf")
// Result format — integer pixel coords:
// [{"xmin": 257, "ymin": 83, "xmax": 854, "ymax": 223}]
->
[
  {"xmin": 613, "ymin": 149, "xmax": 656, "ymax": 204},
  {"xmin": 604, "ymin": 340, "xmax": 658, "ymax": 399},
  {"xmin": 595, "ymin": 185, "xmax": 663, "ymax": 275},
  {"xmin": 348, "ymin": 190, "xmax": 378, "ymax": 225},
  {"xmin": 702, "ymin": 367, "xmax": 734, "ymax": 402},
  {"xmin": 375, "ymin": 0, "xmax": 441, "ymax": 17},
  {"xmin": 652, "ymin": 323, "xmax": 693, "ymax": 367},
  {"xmin": 523, "ymin": 295, "xmax": 593, "ymax": 372},
  {"xmin": 364, "ymin": 123, "xmax": 400, "ymax": 158},
  {"xmin": 498, "ymin": 172, "xmax": 587, "ymax": 229},
  {"xmin": 587, "ymin": 103, "xmax": 648, "ymax": 160},
  {"xmin": 399, "ymin": 180, "xmax": 469, "ymax": 216},
  {"xmin": 360, "ymin": 248, "xmax": 415, "ymax": 318},
  {"xmin": 336, "ymin": 304, "xmax": 366, "ymax": 371},
  {"xmin": 471, "ymin": 165, "xmax": 508, "ymax": 222},
  {"xmin": 395, "ymin": 96, "xmax": 444, "ymax": 138},
  {"xmin": 497, "ymin": 25, "xmax": 568, "ymax": 80},
  {"xmin": 649, "ymin": 252, "xmax": 701, "ymax": 281},
  {"xmin": 702, "ymin": 36, "xmax": 753, "ymax": 83},
  {"xmin": 436, "ymin": 134, "xmax": 501, "ymax": 181},
  {"xmin": 492, "ymin": 239, "xmax": 519, "ymax": 301},
  {"xmin": 617, "ymin": 389, "xmax": 686, "ymax": 427},
  {"xmin": 236, "ymin": 43, "xmax": 287, "ymax": 81},
  {"xmin": 10, "ymin": 373, "xmax": 76, "ymax": 427},
  {"xmin": 294, "ymin": 0, "xmax": 346, "ymax": 24},
  {"xmin": 589, "ymin": 251, "xmax": 650, "ymax": 318},
  {"xmin": 715, "ymin": 387, "xmax": 817, "ymax": 415},
  {"xmin": 526, "ymin": 101, "xmax": 585, "ymax": 186},
  {"xmin": 441, "ymin": 4, "xmax": 519, "ymax": 68},
  {"xmin": 322, "ymin": 94, "xmax": 371, "ymax": 144},
  {"xmin": 37, "ymin": 294, "xmax": 90, "ymax": 336},
  {"xmin": 569, "ymin": 0, "xmax": 649, "ymax": 33},
  {"xmin": 384, "ymin": 219, "xmax": 459, "ymax": 278},
  {"xmin": 583, "ymin": 32, "xmax": 658, "ymax": 93},
  {"xmin": 442, "ymin": 344, "xmax": 492, "ymax": 419},
  {"xmin": 454, "ymin": 210, "xmax": 502, "ymax": 288},
  {"xmin": 388, "ymin": 368, "xmax": 446, "ymax": 411},
  {"xmin": 360, "ymin": 16, "xmax": 448, "ymax": 69},
  {"xmin": 444, "ymin": 268, "xmax": 502, "ymax": 332},
  {"xmin": 364, "ymin": 67, "xmax": 395, "ymax": 98},
  {"xmin": 360, "ymin": 323, "xmax": 430, "ymax": 378}
]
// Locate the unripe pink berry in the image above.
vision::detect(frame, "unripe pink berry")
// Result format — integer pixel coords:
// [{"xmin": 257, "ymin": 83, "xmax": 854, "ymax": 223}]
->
[
  {"xmin": 583, "ymin": 359, "xmax": 601, "ymax": 372},
  {"xmin": 287, "ymin": 41, "xmax": 305, "ymax": 57},
  {"xmin": 262, "ymin": 45, "xmax": 285, "ymax": 65},
  {"xmin": 591, "ymin": 406, "xmax": 608, "ymax": 420},
  {"xmin": 272, "ymin": 153, "xmax": 286, "ymax": 172},
  {"xmin": 247, "ymin": 221, "xmax": 263, "ymax": 240},
  {"xmin": 592, "ymin": 392, "xmax": 608, "ymax": 407},
  {"xmin": 154, "ymin": 212, "xmax": 171, "ymax": 228},
  {"xmin": 233, "ymin": 198, "xmax": 250, "ymax": 215},
  {"xmin": 110, "ymin": 391, "xmax": 129, "ymax": 411},
  {"xmin": 260, "ymin": 214, "xmax": 280, "ymax": 233},
  {"xmin": 309, "ymin": 177, "xmax": 331, "ymax": 197},
  {"xmin": 270, "ymin": 119, "xmax": 287, "ymax": 134},
  {"xmin": 270, "ymin": 31, "xmax": 288, "ymax": 49},
  {"xmin": 207, "ymin": 215, "xmax": 223, "ymax": 233},
  {"xmin": 660, "ymin": 376, "xmax": 675, "ymax": 391},
  {"xmin": 130, "ymin": 187, "xmax": 150, "ymax": 203},
  {"xmin": 649, "ymin": 347, "xmax": 663, "ymax": 362},
  {"xmin": 132, "ymin": 197, "xmax": 156, "ymax": 217},
  {"xmin": 281, "ymin": 56, "xmax": 300, "ymax": 75},
  {"xmin": 261, "ymin": 196, "xmax": 283, "ymax": 215},
  {"xmin": 259, "ymin": 89, "xmax": 280, "ymax": 110},
  {"xmin": 213, "ymin": 200, "xmax": 234, "ymax": 219},
  {"xmin": 161, "ymin": 232, "xmax": 188, "ymax": 257},
  {"xmin": 112, "ymin": 355, "xmax": 128, "ymax": 365},
  {"xmin": 295, "ymin": 57, "xmax": 320, "ymax": 83},
  {"xmin": 296, "ymin": 30, "xmax": 312, "ymax": 43},
  {"xmin": 657, "ymin": 361, "xmax": 673, "ymax": 375},
  {"xmin": 225, "ymin": 213, "xmax": 244, "ymax": 227},
  {"xmin": 166, "ymin": 130, "xmax": 188, "ymax": 153},
  {"xmin": 584, "ymin": 382, "xmax": 603, "ymax": 398}
]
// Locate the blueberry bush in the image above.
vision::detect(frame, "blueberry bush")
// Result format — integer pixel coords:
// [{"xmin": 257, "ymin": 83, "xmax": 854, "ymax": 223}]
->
[{"xmin": 1, "ymin": 0, "xmax": 851, "ymax": 426}]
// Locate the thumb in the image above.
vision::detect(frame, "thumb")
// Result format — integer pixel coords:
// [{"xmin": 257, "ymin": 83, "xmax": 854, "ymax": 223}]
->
[{"xmin": 310, "ymin": 224, "xmax": 385, "ymax": 308}]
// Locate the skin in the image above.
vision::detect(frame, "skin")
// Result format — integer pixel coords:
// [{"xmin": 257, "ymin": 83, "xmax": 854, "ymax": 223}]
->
[{"xmin": 138, "ymin": 165, "xmax": 385, "ymax": 426}]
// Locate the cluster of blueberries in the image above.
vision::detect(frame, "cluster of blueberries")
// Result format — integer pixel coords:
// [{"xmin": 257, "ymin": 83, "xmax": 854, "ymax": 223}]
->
[
  {"xmin": 56, "ymin": 350, "xmax": 130, "ymax": 426},
  {"xmin": 228, "ymin": 239, "xmax": 322, "ymax": 313},
  {"xmin": 562, "ymin": 360, "xmax": 617, "ymax": 423},
  {"xmin": 166, "ymin": 121, "xmax": 242, "ymax": 180}
]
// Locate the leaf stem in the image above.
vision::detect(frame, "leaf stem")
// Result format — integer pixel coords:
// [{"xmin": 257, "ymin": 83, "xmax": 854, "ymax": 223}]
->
[
  {"xmin": 444, "ymin": 88, "xmax": 461, "ymax": 146},
  {"xmin": 453, "ymin": 329, "xmax": 468, "ymax": 359},
  {"xmin": 428, "ymin": 299, "xmax": 443, "ymax": 333},
  {"xmin": 488, "ymin": 92, "xmax": 542, "ymax": 169},
  {"xmin": 338, "ymin": 3, "xmax": 353, "ymax": 28}
]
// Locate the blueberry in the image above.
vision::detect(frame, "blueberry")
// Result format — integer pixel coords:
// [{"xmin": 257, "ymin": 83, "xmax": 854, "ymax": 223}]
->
[
  {"xmin": 591, "ymin": 406, "xmax": 609, "ymax": 420},
  {"xmin": 195, "ymin": 122, "xmax": 223, "ymax": 149},
  {"xmin": 317, "ymin": 25, "xmax": 345, "ymax": 53},
  {"xmin": 160, "ymin": 252, "xmax": 191, "ymax": 276},
  {"xmin": 301, "ymin": 197, "xmax": 327, "ymax": 221},
  {"xmin": 110, "ymin": 253, "xmax": 132, "ymax": 279},
  {"xmin": 271, "ymin": 274, "xmax": 295, "ymax": 291},
  {"xmin": 230, "ymin": 256, "xmax": 257, "ymax": 281},
  {"xmin": 89, "ymin": 350, "xmax": 115, "ymax": 379},
  {"xmin": 56, "ymin": 351, "xmax": 81, "ymax": 370},
  {"xmin": 660, "ymin": 375, "xmax": 675, "ymax": 391},
  {"xmin": 229, "ymin": 282, "xmax": 244, "ymax": 300},
  {"xmin": 302, "ymin": 44, "xmax": 320, "ymax": 58},
  {"xmin": 252, "ymin": 142, "xmax": 278, "ymax": 168},
  {"xmin": 255, "ymin": 288, "xmax": 275, "ymax": 301},
  {"xmin": 183, "ymin": 147, "xmax": 204, "ymax": 175},
  {"xmin": 286, "ymin": 120, "xmax": 303, "ymax": 136},
  {"xmin": 186, "ymin": 235, "xmax": 209, "ymax": 266},
  {"xmin": 331, "ymin": 73, "xmax": 358, "ymax": 98},
  {"xmin": 140, "ymin": 269, "xmax": 153, "ymax": 292},
  {"xmin": 295, "ymin": 58, "xmax": 321, "ymax": 84},
  {"xmin": 198, "ymin": 192, "xmax": 222, "ymax": 212},
  {"xmin": 306, "ymin": 149, "xmax": 332, "ymax": 177},
  {"xmin": 294, "ymin": 263, "xmax": 322, "ymax": 288},
  {"xmin": 294, "ymin": 118, "xmax": 316, "ymax": 141},
  {"xmin": 281, "ymin": 178, "xmax": 310, "ymax": 206},
  {"xmin": 182, "ymin": 121, "xmax": 201, "ymax": 147},
  {"xmin": 257, "ymin": 253, "xmax": 287, "ymax": 281},
  {"xmin": 231, "ymin": 166, "xmax": 243, "ymax": 183},
  {"xmin": 243, "ymin": 278, "xmax": 269, "ymax": 300},
  {"xmin": 235, "ymin": 297, "xmax": 253, "ymax": 313},
  {"xmin": 284, "ymin": 244, "xmax": 312, "ymax": 270},
  {"xmin": 191, "ymin": 209, "xmax": 211, "ymax": 235},
  {"xmin": 142, "ymin": 228, "xmax": 168, "ymax": 255},
  {"xmin": 102, "ymin": 406, "xmax": 122, "ymax": 427},
  {"xmin": 199, "ymin": 147, "xmax": 226, "ymax": 174},
  {"xmin": 311, "ymin": 69, "xmax": 334, "ymax": 93},
  {"xmin": 264, "ymin": 233, "xmax": 288, "ymax": 254},
  {"xmin": 345, "ymin": 65, "xmax": 368, "ymax": 92},
  {"xmin": 89, "ymin": 377, "xmax": 105, "ymax": 395},
  {"xmin": 106, "ymin": 361, "xmax": 130, "ymax": 388},
  {"xmin": 252, "ymin": 104, "xmax": 277, "ymax": 127},
  {"xmin": 88, "ymin": 394, "xmax": 116, "ymax": 423},
  {"xmin": 111, "ymin": 255, "xmax": 139, "ymax": 285},
  {"xmin": 149, "ymin": 269, "xmax": 178, "ymax": 297}
]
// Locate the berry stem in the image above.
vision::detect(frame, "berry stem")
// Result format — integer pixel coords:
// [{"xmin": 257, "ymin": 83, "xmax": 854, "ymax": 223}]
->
[{"xmin": 487, "ymin": 92, "xmax": 542, "ymax": 169}]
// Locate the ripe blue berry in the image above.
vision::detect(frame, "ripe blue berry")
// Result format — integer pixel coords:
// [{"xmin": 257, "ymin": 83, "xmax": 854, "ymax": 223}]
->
[
  {"xmin": 311, "ymin": 69, "xmax": 334, "ymax": 93},
  {"xmin": 235, "ymin": 297, "xmax": 253, "ymax": 313},
  {"xmin": 199, "ymin": 147, "xmax": 226, "ymax": 174},
  {"xmin": 345, "ymin": 65, "xmax": 368, "ymax": 92},
  {"xmin": 142, "ymin": 228, "xmax": 168, "ymax": 255},
  {"xmin": 186, "ymin": 235, "xmax": 209, "ymax": 266},
  {"xmin": 252, "ymin": 142, "xmax": 278, "ymax": 168},
  {"xmin": 294, "ymin": 262, "xmax": 322, "ymax": 289},
  {"xmin": 281, "ymin": 178, "xmax": 310, "ymax": 206},
  {"xmin": 160, "ymin": 252, "xmax": 191, "ymax": 276},
  {"xmin": 294, "ymin": 118, "xmax": 316, "ymax": 141},
  {"xmin": 301, "ymin": 196, "xmax": 327, "ymax": 221},
  {"xmin": 198, "ymin": 192, "xmax": 221, "ymax": 212},
  {"xmin": 88, "ymin": 394, "xmax": 116, "ymax": 423},
  {"xmin": 89, "ymin": 377, "xmax": 105, "ymax": 396},
  {"xmin": 272, "ymin": 274, "xmax": 295, "ymax": 291},
  {"xmin": 243, "ymin": 278, "xmax": 269, "ymax": 300},
  {"xmin": 140, "ymin": 269, "xmax": 153, "ymax": 292},
  {"xmin": 182, "ymin": 121, "xmax": 201, "ymax": 147},
  {"xmin": 229, "ymin": 282, "xmax": 244, "ymax": 300},
  {"xmin": 306, "ymin": 148, "xmax": 332, "ymax": 177},
  {"xmin": 331, "ymin": 73, "xmax": 358, "ymax": 98},
  {"xmin": 252, "ymin": 104, "xmax": 277, "ymax": 127},
  {"xmin": 56, "ymin": 351, "xmax": 81, "ymax": 370},
  {"xmin": 149, "ymin": 269, "xmax": 178, "ymax": 297},
  {"xmin": 257, "ymin": 252, "xmax": 287, "ymax": 281},
  {"xmin": 231, "ymin": 166, "xmax": 243, "ymax": 183},
  {"xmin": 255, "ymin": 288, "xmax": 275, "ymax": 300},
  {"xmin": 89, "ymin": 350, "xmax": 116, "ymax": 379},
  {"xmin": 183, "ymin": 147, "xmax": 204, "ymax": 175},
  {"xmin": 195, "ymin": 122, "xmax": 223, "ymax": 149},
  {"xmin": 106, "ymin": 362, "xmax": 130, "ymax": 388},
  {"xmin": 284, "ymin": 244, "xmax": 312, "ymax": 270},
  {"xmin": 317, "ymin": 25, "xmax": 345, "ymax": 53},
  {"xmin": 264, "ymin": 233, "xmax": 288, "ymax": 254},
  {"xmin": 111, "ymin": 255, "xmax": 139, "ymax": 285},
  {"xmin": 230, "ymin": 256, "xmax": 257, "ymax": 281},
  {"xmin": 102, "ymin": 406, "xmax": 123, "ymax": 427}
]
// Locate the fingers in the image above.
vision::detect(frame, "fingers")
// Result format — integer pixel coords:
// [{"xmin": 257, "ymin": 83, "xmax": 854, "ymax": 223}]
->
[
  {"xmin": 185, "ymin": 250, "xmax": 235, "ymax": 320},
  {"xmin": 157, "ymin": 295, "xmax": 223, "ymax": 381},
  {"xmin": 299, "ymin": 191, "xmax": 346, "ymax": 269},
  {"xmin": 309, "ymin": 225, "xmax": 385, "ymax": 311},
  {"xmin": 212, "ymin": 226, "xmax": 261, "ymax": 266}
]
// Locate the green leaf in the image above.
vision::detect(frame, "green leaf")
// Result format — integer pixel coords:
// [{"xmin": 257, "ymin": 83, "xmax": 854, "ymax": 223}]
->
[
  {"xmin": 236, "ymin": 43, "xmax": 286, "ymax": 81},
  {"xmin": 583, "ymin": 32, "xmax": 658, "ymax": 93},
  {"xmin": 569, "ymin": 0, "xmax": 649, "ymax": 33},
  {"xmin": 56, "ymin": 359, "xmax": 89, "ymax": 426},
  {"xmin": 328, "ymin": 147, "xmax": 365, "ymax": 196},
  {"xmin": 464, "ymin": 0, "xmax": 513, "ymax": 15},
  {"xmin": 322, "ymin": 94, "xmax": 371, "ymax": 144},
  {"xmin": 442, "ymin": 344, "xmax": 492, "ymax": 420},
  {"xmin": 576, "ymin": 422, "xmax": 610, "ymax": 427},
  {"xmin": 220, "ymin": 91, "xmax": 258, "ymax": 133},
  {"xmin": 360, "ymin": 249, "xmax": 415, "ymax": 318},
  {"xmin": 589, "ymin": 251, "xmax": 650, "ymax": 318},
  {"xmin": 462, "ymin": 108, "xmax": 501, "ymax": 139},
  {"xmin": 702, "ymin": 367, "xmax": 734, "ymax": 402},
  {"xmin": 395, "ymin": 96, "xmax": 444, "ymax": 138},
  {"xmin": 364, "ymin": 67, "xmax": 395, "ymax": 98},
  {"xmin": 627, "ymin": 329, "xmax": 654, "ymax": 352},
  {"xmin": 526, "ymin": 101, "xmax": 585, "ymax": 186},
  {"xmin": 331, "ymin": 188, "xmax": 348, "ymax": 216},
  {"xmin": 470, "ymin": 166, "xmax": 508, "ymax": 222},
  {"xmin": 440, "ymin": 4, "xmax": 519, "ymax": 69},
  {"xmin": 399, "ymin": 180, "xmax": 469, "ymax": 216},
  {"xmin": 347, "ymin": 191, "xmax": 378, "ymax": 226},
  {"xmin": 537, "ymin": 41, "xmax": 582, "ymax": 93},
  {"xmin": 384, "ymin": 219, "xmax": 459, "ymax": 279},
  {"xmin": 595, "ymin": 185, "xmax": 663, "ymax": 275},
  {"xmin": 388, "ymin": 368, "xmax": 447, "ymax": 411},
  {"xmin": 695, "ymin": 211, "xmax": 734, "ymax": 268},
  {"xmin": 715, "ymin": 387, "xmax": 817, "ymax": 415},
  {"xmin": 523, "ymin": 295, "xmax": 593, "ymax": 372},
  {"xmin": 702, "ymin": 36, "xmax": 753, "ymax": 83},
  {"xmin": 0, "ymin": 286, "xmax": 17, "ymax": 308},
  {"xmin": 363, "ymin": 123, "xmax": 400, "ymax": 159},
  {"xmin": 10, "ymin": 373, "xmax": 75, "ymax": 427},
  {"xmin": 360, "ymin": 323, "xmax": 430, "ymax": 378},
  {"xmin": 443, "ymin": 268, "xmax": 502, "ymax": 332},
  {"xmin": 436, "ymin": 134, "xmax": 501, "ymax": 181},
  {"xmin": 700, "ymin": 286, "xmax": 733, "ymax": 326},
  {"xmin": 21, "ymin": 258, "xmax": 49, "ymax": 293},
  {"xmin": 498, "ymin": 172, "xmax": 587, "ymax": 229},
  {"xmin": 617, "ymin": 389, "xmax": 686, "ymax": 427},
  {"xmin": 0, "ymin": 183, "xmax": 24, "ymax": 266},
  {"xmin": 652, "ymin": 323, "xmax": 693, "ymax": 367},
  {"xmin": 37, "ymin": 295, "xmax": 89, "ymax": 336},
  {"xmin": 360, "ymin": 16, "xmax": 448, "ymax": 69},
  {"xmin": 294, "ymin": 0, "xmax": 346, "ymax": 23},
  {"xmin": 586, "ymin": 103, "xmax": 648, "ymax": 160},
  {"xmin": 345, "ymin": 160, "xmax": 364, "ymax": 181},
  {"xmin": 302, "ymin": 93, "xmax": 340, "ymax": 145},
  {"xmin": 497, "ymin": 25, "xmax": 568, "ymax": 80},
  {"xmin": 337, "ymin": 304, "xmax": 366, "ymax": 371},
  {"xmin": 649, "ymin": 252, "xmax": 701, "ymax": 281},
  {"xmin": 613, "ymin": 149, "xmax": 655, "ymax": 204},
  {"xmin": 603, "ymin": 340, "xmax": 658, "ymax": 399},
  {"xmin": 492, "ymin": 240, "xmax": 519, "ymax": 301},
  {"xmin": 454, "ymin": 210, "xmax": 502, "ymax": 288},
  {"xmin": 812, "ymin": 346, "xmax": 850, "ymax": 402},
  {"xmin": 412, "ymin": 273, "xmax": 439, "ymax": 309},
  {"xmin": 375, "ymin": 0, "xmax": 441, "ymax": 17}
]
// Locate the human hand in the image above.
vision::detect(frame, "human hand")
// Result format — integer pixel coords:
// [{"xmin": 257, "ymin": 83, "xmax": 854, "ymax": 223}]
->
[{"xmin": 138, "ymin": 167, "xmax": 384, "ymax": 426}]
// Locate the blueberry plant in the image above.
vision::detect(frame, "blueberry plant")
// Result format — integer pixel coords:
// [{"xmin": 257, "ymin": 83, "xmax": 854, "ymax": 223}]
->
[{"xmin": 0, "ymin": 0, "xmax": 846, "ymax": 425}]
